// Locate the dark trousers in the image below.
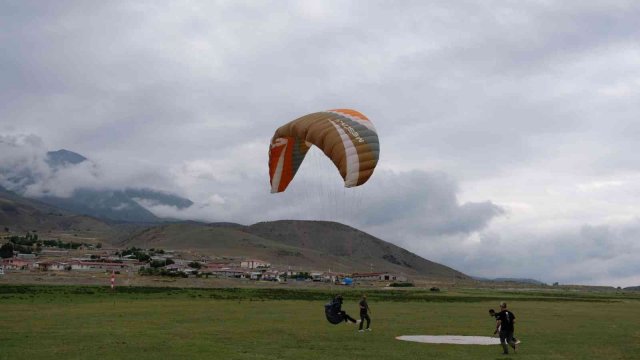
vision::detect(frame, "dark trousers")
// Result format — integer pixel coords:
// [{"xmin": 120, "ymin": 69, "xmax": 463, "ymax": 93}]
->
[
  {"xmin": 340, "ymin": 311, "xmax": 357, "ymax": 323},
  {"xmin": 359, "ymin": 313, "xmax": 371, "ymax": 330},
  {"xmin": 499, "ymin": 330, "xmax": 516, "ymax": 354}
]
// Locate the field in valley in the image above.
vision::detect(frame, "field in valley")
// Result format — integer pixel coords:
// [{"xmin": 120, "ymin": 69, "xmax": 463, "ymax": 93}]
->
[{"xmin": 1, "ymin": 284, "xmax": 639, "ymax": 359}]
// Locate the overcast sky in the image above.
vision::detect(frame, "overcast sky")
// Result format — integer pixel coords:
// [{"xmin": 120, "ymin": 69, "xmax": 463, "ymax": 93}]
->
[{"xmin": 2, "ymin": 0, "xmax": 640, "ymax": 287}]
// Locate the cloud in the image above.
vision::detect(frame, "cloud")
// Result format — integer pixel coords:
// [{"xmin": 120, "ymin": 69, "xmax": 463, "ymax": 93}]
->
[
  {"xmin": 144, "ymin": 152, "xmax": 505, "ymax": 243},
  {"xmin": 417, "ymin": 220, "xmax": 640, "ymax": 287},
  {"xmin": 0, "ymin": 134, "xmax": 55, "ymax": 194},
  {"xmin": 355, "ymin": 170, "xmax": 504, "ymax": 237},
  {"xmin": 2, "ymin": 1, "xmax": 640, "ymax": 286},
  {"xmin": 0, "ymin": 134, "xmax": 182, "ymax": 198}
]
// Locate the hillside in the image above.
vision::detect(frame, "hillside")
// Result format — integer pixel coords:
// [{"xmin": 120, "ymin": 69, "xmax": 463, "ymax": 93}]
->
[
  {"xmin": 0, "ymin": 186, "xmax": 129, "ymax": 244},
  {"xmin": 246, "ymin": 220, "xmax": 467, "ymax": 278},
  {"xmin": 0, "ymin": 186, "xmax": 469, "ymax": 279},
  {"xmin": 122, "ymin": 220, "xmax": 468, "ymax": 279}
]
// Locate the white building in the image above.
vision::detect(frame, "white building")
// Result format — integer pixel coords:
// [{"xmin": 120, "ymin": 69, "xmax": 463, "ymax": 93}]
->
[
  {"xmin": 71, "ymin": 261, "xmax": 130, "ymax": 272},
  {"xmin": 208, "ymin": 268, "xmax": 247, "ymax": 278},
  {"xmin": 240, "ymin": 259, "xmax": 270, "ymax": 269},
  {"xmin": 261, "ymin": 270, "xmax": 280, "ymax": 281},
  {"xmin": 36, "ymin": 261, "xmax": 69, "ymax": 271},
  {"xmin": 1, "ymin": 258, "xmax": 34, "ymax": 270},
  {"xmin": 351, "ymin": 272, "xmax": 407, "ymax": 282}
]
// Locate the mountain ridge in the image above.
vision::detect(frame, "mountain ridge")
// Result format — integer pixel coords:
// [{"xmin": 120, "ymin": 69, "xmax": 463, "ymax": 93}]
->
[
  {"xmin": 0, "ymin": 183, "xmax": 467, "ymax": 279},
  {"xmin": 122, "ymin": 219, "xmax": 468, "ymax": 278},
  {"xmin": 0, "ymin": 149, "xmax": 193, "ymax": 222}
]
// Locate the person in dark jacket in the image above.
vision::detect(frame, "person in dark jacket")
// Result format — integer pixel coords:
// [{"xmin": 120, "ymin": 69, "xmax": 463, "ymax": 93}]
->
[
  {"xmin": 494, "ymin": 302, "xmax": 517, "ymax": 355},
  {"xmin": 358, "ymin": 294, "xmax": 371, "ymax": 332},
  {"xmin": 489, "ymin": 308, "xmax": 519, "ymax": 345}
]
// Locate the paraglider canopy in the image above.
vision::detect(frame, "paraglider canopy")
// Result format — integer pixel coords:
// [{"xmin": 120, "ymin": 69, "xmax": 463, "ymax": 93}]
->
[{"xmin": 269, "ymin": 109, "xmax": 379, "ymax": 193}]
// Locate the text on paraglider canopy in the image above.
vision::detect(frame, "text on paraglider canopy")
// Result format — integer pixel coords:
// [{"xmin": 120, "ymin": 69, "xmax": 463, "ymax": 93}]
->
[{"xmin": 331, "ymin": 119, "xmax": 365, "ymax": 143}]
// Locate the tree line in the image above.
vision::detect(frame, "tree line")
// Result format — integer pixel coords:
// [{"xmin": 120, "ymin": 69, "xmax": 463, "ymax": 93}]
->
[{"xmin": 0, "ymin": 232, "xmax": 101, "ymax": 258}]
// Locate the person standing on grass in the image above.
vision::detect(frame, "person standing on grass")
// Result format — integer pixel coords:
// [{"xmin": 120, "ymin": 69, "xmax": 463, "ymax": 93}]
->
[
  {"xmin": 489, "ymin": 308, "xmax": 519, "ymax": 344},
  {"xmin": 494, "ymin": 302, "xmax": 517, "ymax": 355},
  {"xmin": 358, "ymin": 294, "xmax": 371, "ymax": 332}
]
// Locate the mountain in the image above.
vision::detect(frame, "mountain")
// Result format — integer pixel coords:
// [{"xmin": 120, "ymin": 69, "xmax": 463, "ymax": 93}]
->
[
  {"xmin": 245, "ymin": 220, "xmax": 466, "ymax": 278},
  {"xmin": 45, "ymin": 149, "xmax": 88, "ymax": 167},
  {"xmin": 37, "ymin": 189, "xmax": 163, "ymax": 223},
  {"xmin": 1, "ymin": 185, "xmax": 468, "ymax": 278},
  {"xmin": 0, "ymin": 185, "xmax": 120, "ymax": 242},
  {"xmin": 123, "ymin": 220, "xmax": 468, "ymax": 279},
  {"xmin": 0, "ymin": 149, "xmax": 193, "ymax": 222}
]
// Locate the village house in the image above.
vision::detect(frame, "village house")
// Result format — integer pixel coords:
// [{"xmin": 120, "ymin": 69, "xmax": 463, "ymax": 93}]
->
[
  {"xmin": 240, "ymin": 259, "xmax": 270, "ymax": 269},
  {"xmin": 107, "ymin": 253, "xmax": 152, "ymax": 263},
  {"xmin": 283, "ymin": 269, "xmax": 297, "ymax": 277},
  {"xmin": 167, "ymin": 258, "xmax": 192, "ymax": 266},
  {"xmin": 160, "ymin": 263, "xmax": 177, "ymax": 270},
  {"xmin": 150, "ymin": 255, "xmax": 173, "ymax": 262},
  {"xmin": 351, "ymin": 272, "xmax": 408, "ymax": 282},
  {"xmin": 1, "ymin": 258, "xmax": 34, "ymax": 270},
  {"xmin": 162, "ymin": 263, "xmax": 183, "ymax": 272},
  {"xmin": 203, "ymin": 262, "xmax": 236, "ymax": 271},
  {"xmin": 119, "ymin": 257, "xmax": 141, "ymax": 264},
  {"xmin": 311, "ymin": 271, "xmax": 344, "ymax": 282},
  {"xmin": 208, "ymin": 268, "xmax": 247, "ymax": 278},
  {"xmin": 311, "ymin": 272, "xmax": 326, "ymax": 282},
  {"xmin": 71, "ymin": 261, "xmax": 131, "ymax": 272},
  {"xmin": 36, "ymin": 260, "xmax": 70, "ymax": 271},
  {"xmin": 162, "ymin": 263, "xmax": 198, "ymax": 275},
  {"xmin": 261, "ymin": 270, "xmax": 280, "ymax": 281}
]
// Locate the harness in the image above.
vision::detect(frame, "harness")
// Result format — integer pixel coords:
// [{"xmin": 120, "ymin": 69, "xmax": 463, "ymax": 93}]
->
[{"xmin": 324, "ymin": 299, "xmax": 344, "ymax": 325}]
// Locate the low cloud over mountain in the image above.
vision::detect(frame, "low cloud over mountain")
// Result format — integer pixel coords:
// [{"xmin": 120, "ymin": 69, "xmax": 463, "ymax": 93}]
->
[{"xmin": 0, "ymin": 135, "xmax": 192, "ymax": 222}]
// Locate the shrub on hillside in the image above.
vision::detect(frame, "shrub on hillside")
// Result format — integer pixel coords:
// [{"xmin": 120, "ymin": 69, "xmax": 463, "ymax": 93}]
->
[
  {"xmin": 388, "ymin": 282, "xmax": 414, "ymax": 287},
  {"xmin": 0, "ymin": 242, "xmax": 14, "ymax": 258}
]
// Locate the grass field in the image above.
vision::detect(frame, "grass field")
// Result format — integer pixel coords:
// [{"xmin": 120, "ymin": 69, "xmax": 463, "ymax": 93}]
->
[{"xmin": 1, "ymin": 285, "xmax": 639, "ymax": 359}]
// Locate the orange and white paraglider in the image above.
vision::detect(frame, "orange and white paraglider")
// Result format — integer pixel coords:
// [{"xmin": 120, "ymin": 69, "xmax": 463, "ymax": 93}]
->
[{"xmin": 269, "ymin": 109, "xmax": 379, "ymax": 193}]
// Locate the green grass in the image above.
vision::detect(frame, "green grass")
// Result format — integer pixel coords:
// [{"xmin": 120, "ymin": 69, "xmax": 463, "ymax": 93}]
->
[{"xmin": 1, "ymin": 285, "xmax": 639, "ymax": 359}]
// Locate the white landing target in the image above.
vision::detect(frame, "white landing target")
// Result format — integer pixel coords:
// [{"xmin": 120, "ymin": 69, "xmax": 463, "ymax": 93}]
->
[{"xmin": 396, "ymin": 335, "xmax": 502, "ymax": 345}]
